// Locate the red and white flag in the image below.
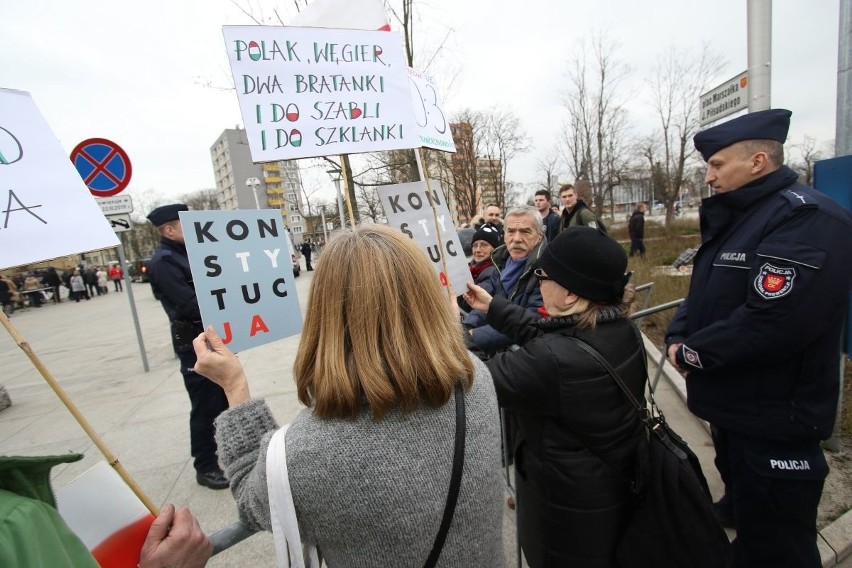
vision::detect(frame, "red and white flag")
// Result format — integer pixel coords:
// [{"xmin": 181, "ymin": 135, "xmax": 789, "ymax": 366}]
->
[
  {"xmin": 57, "ymin": 461, "xmax": 155, "ymax": 568},
  {"xmin": 290, "ymin": 0, "xmax": 390, "ymax": 31}
]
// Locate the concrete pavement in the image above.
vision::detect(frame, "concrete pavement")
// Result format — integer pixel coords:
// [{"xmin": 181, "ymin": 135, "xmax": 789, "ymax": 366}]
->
[{"xmin": 1, "ymin": 258, "xmax": 849, "ymax": 566}]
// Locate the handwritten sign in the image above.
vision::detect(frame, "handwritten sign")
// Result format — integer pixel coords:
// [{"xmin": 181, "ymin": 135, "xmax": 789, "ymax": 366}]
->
[
  {"xmin": 378, "ymin": 181, "xmax": 470, "ymax": 292},
  {"xmin": 181, "ymin": 210, "xmax": 302, "ymax": 352},
  {"xmin": 408, "ymin": 68, "xmax": 455, "ymax": 152},
  {"xmin": 0, "ymin": 89, "xmax": 119, "ymax": 269},
  {"xmin": 222, "ymin": 26, "xmax": 419, "ymax": 161}
]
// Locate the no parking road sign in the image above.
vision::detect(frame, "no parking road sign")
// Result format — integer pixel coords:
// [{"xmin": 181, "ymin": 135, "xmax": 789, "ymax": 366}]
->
[{"xmin": 70, "ymin": 137, "xmax": 132, "ymax": 197}]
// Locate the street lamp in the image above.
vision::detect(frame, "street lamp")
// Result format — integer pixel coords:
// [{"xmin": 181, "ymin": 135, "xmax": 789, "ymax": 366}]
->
[
  {"xmin": 325, "ymin": 169, "xmax": 345, "ymax": 229},
  {"xmin": 245, "ymin": 177, "xmax": 261, "ymax": 209}
]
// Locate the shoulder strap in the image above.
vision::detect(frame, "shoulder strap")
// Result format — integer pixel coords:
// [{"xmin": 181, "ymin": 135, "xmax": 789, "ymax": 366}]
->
[
  {"xmin": 423, "ymin": 382, "xmax": 466, "ymax": 568},
  {"xmin": 267, "ymin": 425, "xmax": 320, "ymax": 568}
]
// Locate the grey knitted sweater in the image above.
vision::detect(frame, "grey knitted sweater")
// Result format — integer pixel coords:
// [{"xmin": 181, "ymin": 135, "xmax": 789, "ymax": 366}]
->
[{"xmin": 214, "ymin": 355, "xmax": 505, "ymax": 567}]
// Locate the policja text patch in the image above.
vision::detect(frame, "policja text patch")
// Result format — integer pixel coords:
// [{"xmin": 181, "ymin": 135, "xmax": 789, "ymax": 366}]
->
[{"xmin": 754, "ymin": 262, "xmax": 796, "ymax": 300}]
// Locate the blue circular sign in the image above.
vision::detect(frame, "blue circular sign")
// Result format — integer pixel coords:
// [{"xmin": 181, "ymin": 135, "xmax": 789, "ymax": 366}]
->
[{"xmin": 70, "ymin": 138, "xmax": 132, "ymax": 196}]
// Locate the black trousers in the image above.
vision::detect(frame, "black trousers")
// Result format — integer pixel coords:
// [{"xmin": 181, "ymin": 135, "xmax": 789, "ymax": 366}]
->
[
  {"xmin": 629, "ymin": 238, "xmax": 645, "ymax": 257},
  {"xmin": 178, "ymin": 349, "xmax": 229, "ymax": 474},
  {"xmin": 713, "ymin": 428, "xmax": 827, "ymax": 567}
]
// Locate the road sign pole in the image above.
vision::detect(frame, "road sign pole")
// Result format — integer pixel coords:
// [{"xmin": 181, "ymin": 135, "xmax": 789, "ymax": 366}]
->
[
  {"xmin": 747, "ymin": 0, "xmax": 772, "ymax": 111},
  {"xmin": 118, "ymin": 243, "xmax": 149, "ymax": 372}
]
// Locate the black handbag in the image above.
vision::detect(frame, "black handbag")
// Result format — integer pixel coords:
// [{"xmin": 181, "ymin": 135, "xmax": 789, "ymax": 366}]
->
[{"xmin": 566, "ymin": 336, "xmax": 731, "ymax": 568}]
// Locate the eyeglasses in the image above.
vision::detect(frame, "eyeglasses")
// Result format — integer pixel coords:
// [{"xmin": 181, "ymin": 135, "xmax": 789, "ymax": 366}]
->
[
  {"xmin": 471, "ymin": 242, "xmax": 493, "ymax": 250},
  {"xmin": 533, "ymin": 268, "xmax": 552, "ymax": 281}
]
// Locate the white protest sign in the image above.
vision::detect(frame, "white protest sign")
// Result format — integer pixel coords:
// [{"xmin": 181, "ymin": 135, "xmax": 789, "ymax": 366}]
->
[
  {"xmin": 222, "ymin": 26, "xmax": 420, "ymax": 161},
  {"xmin": 180, "ymin": 210, "xmax": 302, "ymax": 352},
  {"xmin": 408, "ymin": 68, "xmax": 455, "ymax": 152},
  {"xmin": 0, "ymin": 89, "xmax": 119, "ymax": 269},
  {"xmin": 378, "ymin": 181, "xmax": 470, "ymax": 292}
]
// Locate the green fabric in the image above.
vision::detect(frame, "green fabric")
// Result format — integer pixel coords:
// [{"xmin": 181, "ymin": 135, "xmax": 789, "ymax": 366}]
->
[
  {"xmin": 0, "ymin": 453, "xmax": 83, "ymax": 507},
  {"xmin": 0, "ymin": 454, "xmax": 98, "ymax": 567},
  {"xmin": 0, "ymin": 489, "xmax": 99, "ymax": 567}
]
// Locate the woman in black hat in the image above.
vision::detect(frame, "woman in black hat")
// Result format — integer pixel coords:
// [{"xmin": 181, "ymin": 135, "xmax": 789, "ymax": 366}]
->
[
  {"xmin": 468, "ymin": 223, "xmax": 501, "ymax": 283},
  {"xmin": 463, "ymin": 226, "xmax": 647, "ymax": 568}
]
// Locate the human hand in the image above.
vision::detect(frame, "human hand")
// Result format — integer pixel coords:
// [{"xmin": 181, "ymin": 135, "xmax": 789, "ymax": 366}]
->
[
  {"xmin": 667, "ymin": 343, "xmax": 683, "ymax": 371},
  {"xmin": 139, "ymin": 504, "xmax": 212, "ymax": 568},
  {"xmin": 463, "ymin": 282, "xmax": 493, "ymax": 313},
  {"xmin": 193, "ymin": 326, "xmax": 251, "ymax": 406}
]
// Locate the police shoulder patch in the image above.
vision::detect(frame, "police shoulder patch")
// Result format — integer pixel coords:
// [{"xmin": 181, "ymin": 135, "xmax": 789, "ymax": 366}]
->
[
  {"xmin": 754, "ymin": 262, "xmax": 796, "ymax": 300},
  {"xmin": 781, "ymin": 189, "xmax": 816, "ymax": 209},
  {"xmin": 680, "ymin": 345, "xmax": 703, "ymax": 370}
]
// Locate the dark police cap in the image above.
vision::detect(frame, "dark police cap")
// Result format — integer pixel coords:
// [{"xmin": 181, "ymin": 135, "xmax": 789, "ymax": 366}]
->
[
  {"xmin": 147, "ymin": 203, "xmax": 188, "ymax": 226},
  {"xmin": 694, "ymin": 108, "xmax": 792, "ymax": 162}
]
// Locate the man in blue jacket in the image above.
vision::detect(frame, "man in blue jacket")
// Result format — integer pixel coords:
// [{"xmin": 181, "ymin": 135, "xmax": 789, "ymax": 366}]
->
[
  {"xmin": 666, "ymin": 109, "xmax": 852, "ymax": 567},
  {"xmin": 464, "ymin": 205, "xmax": 545, "ymax": 356}
]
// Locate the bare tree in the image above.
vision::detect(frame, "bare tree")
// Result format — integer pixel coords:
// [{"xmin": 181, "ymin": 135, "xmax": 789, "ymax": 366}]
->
[
  {"xmin": 648, "ymin": 44, "xmax": 725, "ymax": 225},
  {"xmin": 560, "ymin": 34, "xmax": 633, "ymax": 219},
  {"xmin": 480, "ymin": 106, "xmax": 530, "ymax": 208},
  {"xmin": 179, "ymin": 188, "xmax": 220, "ymax": 211},
  {"xmin": 536, "ymin": 150, "xmax": 562, "ymax": 193},
  {"xmin": 789, "ymin": 136, "xmax": 825, "ymax": 187}
]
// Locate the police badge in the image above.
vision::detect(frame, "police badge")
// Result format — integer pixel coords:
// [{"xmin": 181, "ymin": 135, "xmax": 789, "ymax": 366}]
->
[{"xmin": 754, "ymin": 262, "xmax": 796, "ymax": 300}]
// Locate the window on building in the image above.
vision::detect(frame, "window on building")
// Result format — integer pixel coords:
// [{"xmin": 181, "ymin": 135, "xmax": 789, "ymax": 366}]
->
[
  {"xmin": 293, "ymin": 226, "xmax": 303, "ymax": 233},
  {"xmin": 290, "ymin": 215, "xmax": 302, "ymax": 223}
]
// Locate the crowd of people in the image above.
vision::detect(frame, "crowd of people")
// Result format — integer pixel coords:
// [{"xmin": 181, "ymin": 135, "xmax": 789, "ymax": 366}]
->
[
  {"xmin": 0, "ymin": 264, "xmax": 127, "ymax": 315},
  {"xmin": 4, "ymin": 109, "xmax": 851, "ymax": 568}
]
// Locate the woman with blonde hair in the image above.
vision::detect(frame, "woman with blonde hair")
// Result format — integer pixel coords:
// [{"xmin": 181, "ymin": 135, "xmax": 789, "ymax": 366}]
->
[
  {"xmin": 193, "ymin": 224, "xmax": 504, "ymax": 567},
  {"xmin": 463, "ymin": 226, "xmax": 646, "ymax": 567}
]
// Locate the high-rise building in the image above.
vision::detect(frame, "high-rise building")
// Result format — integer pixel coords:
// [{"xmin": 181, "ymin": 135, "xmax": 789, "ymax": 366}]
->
[{"xmin": 209, "ymin": 127, "xmax": 307, "ymax": 241}]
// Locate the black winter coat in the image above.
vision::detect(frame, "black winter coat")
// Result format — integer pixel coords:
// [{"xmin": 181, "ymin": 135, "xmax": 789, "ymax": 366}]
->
[{"xmin": 483, "ymin": 296, "xmax": 647, "ymax": 567}]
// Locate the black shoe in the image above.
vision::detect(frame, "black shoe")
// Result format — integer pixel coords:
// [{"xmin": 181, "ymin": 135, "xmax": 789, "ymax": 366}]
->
[
  {"xmin": 196, "ymin": 469, "xmax": 229, "ymax": 490},
  {"xmin": 713, "ymin": 499, "xmax": 735, "ymax": 529}
]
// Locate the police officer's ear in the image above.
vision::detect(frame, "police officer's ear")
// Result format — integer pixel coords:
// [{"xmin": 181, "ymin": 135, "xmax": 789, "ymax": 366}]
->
[{"xmin": 749, "ymin": 151, "xmax": 771, "ymax": 175}]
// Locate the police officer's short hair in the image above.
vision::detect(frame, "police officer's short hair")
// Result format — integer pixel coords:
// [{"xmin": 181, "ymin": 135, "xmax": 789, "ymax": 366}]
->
[{"xmin": 737, "ymin": 139, "xmax": 785, "ymax": 167}]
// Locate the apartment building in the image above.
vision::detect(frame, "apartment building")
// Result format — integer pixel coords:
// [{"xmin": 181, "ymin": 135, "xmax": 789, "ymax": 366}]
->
[{"xmin": 209, "ymin": 127, "xmax": 307, "ymax": 241}]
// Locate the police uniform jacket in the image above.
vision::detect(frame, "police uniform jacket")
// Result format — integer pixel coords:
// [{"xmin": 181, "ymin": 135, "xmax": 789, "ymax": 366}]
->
[
  {"xmin": 148, "ymin": 237, "xmax": 201, "ymax": 324},
  {"xmin": 484, "ymin": 296, "xmax": 646, "ymax": 567},
  {"xmin": 666, "ymin": 165, "xmax": 852, "ymax": 442}
]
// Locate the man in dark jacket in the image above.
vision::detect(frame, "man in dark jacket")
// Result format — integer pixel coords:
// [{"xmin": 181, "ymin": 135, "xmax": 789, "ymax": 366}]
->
[
  {"xmin": 147, "ymin": 204, "xmax": 229, "ymax": 490},
  {"xmin": 665, "ymin": 109, "xmax": 852, "ymax": 567},
  {"xmin": 628, "ymin": 203, "xmax": 647, "ymax": 258},
  {"xmin": 558, "ymin": 184, "xmax": 605, "ymax": 232},
  {"xmin": 463, "ymin": 206, "xmax": 545, "ymax": 356},
  {"xmin": 533, "ymin": 190, "xmax": 560, "ymax": 243},
  {"xmin": 299, "ymin": 241, "xmax": 313, "ymax": 271}
]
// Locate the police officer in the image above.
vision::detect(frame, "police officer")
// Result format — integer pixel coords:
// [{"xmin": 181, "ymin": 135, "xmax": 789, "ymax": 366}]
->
[
  {"xmin": 665, "ymin": 109, "xmax": 852, "ymax": 566},
  {"xmin": 147, "ymin": 204, "xmax": 229, "ymax": 490}
]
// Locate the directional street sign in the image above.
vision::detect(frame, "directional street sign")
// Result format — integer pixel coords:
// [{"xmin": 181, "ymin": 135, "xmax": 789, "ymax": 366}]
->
[
  {"xmin": 70, "ymin": 138, "xmax": 133, "ymax": 197},
  {"xmin": 106, "ymin": 213, "xmax": 132, "ymax": 233},
  {"xmin": 96, "ymin": 194, "xmax": 134, "ymax": 215}
]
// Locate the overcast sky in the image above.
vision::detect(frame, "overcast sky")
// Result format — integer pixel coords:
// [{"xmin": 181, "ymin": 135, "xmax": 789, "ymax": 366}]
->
[{"xmin": 1, "ymin": 0, "xmax": 841, "ymax": 208}]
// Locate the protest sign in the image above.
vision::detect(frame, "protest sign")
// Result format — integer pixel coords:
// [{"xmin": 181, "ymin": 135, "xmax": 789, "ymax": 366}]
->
[
  {"xmin": 408, "ymin": 68, "xmax": 455, "ymax": 152},
  {"xmin": 222, "ymin": 26, "xmax": 419, "ymax": 161},
  {"xmin": 181, "ymin": 210, "xmax": 302, "ymax": 352},
  {"xmin": 57, "ymin": 461, "xmax": 155, "ymax": 568},
  {"xmin": 0, "ymin": 89, "xmax": 119, "ymax": 269},
  {"xmin": 378, "ymin": 181, "xmax": 470, "ymax": 292}
]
